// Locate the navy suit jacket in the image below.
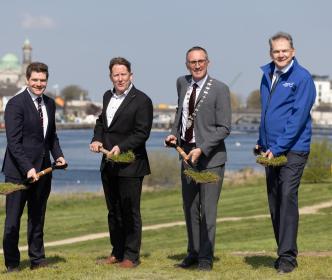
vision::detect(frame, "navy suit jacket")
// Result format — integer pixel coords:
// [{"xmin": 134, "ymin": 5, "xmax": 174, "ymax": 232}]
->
[
  {"xmin": 2, "ymin": 89, "xmax": 63, "ymax": 182},
  {"xmin": 92, "ymin": 86, "xmax": 153, "ymax": 177}
]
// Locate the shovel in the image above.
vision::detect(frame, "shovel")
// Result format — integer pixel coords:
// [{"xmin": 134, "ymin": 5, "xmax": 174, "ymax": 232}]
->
[
  {"xmin": 0, "ymin": 162, "xmax": 68, "ymax": 195},
  {"xmin": 165, "ymin": 140, "xmax": 220, "ymax": 184}
]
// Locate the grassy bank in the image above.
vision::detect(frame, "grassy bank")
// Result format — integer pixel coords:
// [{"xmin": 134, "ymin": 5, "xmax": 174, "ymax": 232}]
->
[{"xmin": 0, "ymin": 178, "xmax": 331, "ymax": 279}]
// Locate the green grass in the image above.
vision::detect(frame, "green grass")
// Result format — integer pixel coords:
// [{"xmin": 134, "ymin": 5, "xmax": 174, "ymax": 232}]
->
[{"xmin": 0, "ymin": 178, "xmax": 331, "ymax": 279}]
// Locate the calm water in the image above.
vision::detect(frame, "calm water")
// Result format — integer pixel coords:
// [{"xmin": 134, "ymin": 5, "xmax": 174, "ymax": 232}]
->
[{"xmin": 0, "ymin": 129, "xmax": 330, "ymax": 193}]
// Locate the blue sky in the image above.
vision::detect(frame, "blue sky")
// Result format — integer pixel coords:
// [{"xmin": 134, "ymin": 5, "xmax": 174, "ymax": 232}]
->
[{"xmin": 1, "ymin": 0, "xmax": 331, "ymax": 105}]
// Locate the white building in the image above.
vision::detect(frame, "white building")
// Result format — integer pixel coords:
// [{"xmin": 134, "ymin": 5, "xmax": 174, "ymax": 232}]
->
[{"xmin": 312, "ymin": 75, "xmax": 332, "ymax": 107}]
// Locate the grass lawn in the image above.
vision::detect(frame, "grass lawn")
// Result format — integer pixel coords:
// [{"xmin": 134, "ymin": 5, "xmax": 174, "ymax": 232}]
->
[{"xmin": 0, "ymin": 178, "xmax": 331, "ymax": 279}]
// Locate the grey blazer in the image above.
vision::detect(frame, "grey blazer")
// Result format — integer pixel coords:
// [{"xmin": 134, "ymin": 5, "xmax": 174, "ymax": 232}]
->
[{"xmin": 171, "ymin": 75, "xmax": 231, "ymax": 168}]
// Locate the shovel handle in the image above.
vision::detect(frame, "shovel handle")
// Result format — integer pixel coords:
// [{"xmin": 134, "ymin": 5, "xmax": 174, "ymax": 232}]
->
[
  {"xmin": 36, "ymin": 167, "xmax": 53, "ymax": 177},
  {"xmin": 99, "ymin": 147, "xmax": 113, "ymax": 160},
  {"xmin": 27, "ymin": 162, "xmax": 68, "ymax": 184},
  {"xmin": 99, "ymin": 147, "xmax": 110, "ymax": 155},
  {"xmin": 165, "ymin": 140, "xmax": 189, "ymax": 161}
]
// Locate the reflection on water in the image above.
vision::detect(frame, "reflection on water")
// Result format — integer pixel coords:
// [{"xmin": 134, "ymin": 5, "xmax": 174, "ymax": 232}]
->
[{"xmin": 0, "ymin": 129, "xmax": 330, "ymax": 192}]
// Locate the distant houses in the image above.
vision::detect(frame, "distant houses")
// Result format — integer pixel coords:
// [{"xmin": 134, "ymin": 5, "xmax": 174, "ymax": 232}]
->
[{"xmin": 1, "ymin": 41, "xmax": 331, "ymax": 130}]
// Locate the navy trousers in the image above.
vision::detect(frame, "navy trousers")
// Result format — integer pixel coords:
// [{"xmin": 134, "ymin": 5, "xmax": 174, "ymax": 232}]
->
[
  {"xmin": 265, "ymin": 151, "xmax": 309, "ymax": 266},
  {"xmin": 3, "ymin": 172, "xmax": 51, "ymax": 268}
]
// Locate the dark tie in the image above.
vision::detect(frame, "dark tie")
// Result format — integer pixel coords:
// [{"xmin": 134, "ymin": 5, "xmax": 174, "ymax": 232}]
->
[
  {"xmin": 184, "ymin": 83, "xmax": 198, "ymax": 142},
  {"xmin": 271, "ymin": 70, "xmax": 282, "ymax": 92},
  {"xmin": 36, "ymin": 97, "xmax": 44, "ymax": 127}
]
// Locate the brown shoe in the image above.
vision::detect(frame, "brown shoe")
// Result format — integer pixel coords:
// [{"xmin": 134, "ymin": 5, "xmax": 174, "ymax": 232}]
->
[
  {"xmin": 96, "ymin": 255, "xmax": 120, "ymax": 265},
  {"xmin": 119, "ymin": 259, "xmax": 138, "ymax": 268}
]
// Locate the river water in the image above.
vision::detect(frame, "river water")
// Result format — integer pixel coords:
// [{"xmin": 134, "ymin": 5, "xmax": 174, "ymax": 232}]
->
[{"xmin": 0, "ymin": 129, "xmax": 330, "ymax": 192}]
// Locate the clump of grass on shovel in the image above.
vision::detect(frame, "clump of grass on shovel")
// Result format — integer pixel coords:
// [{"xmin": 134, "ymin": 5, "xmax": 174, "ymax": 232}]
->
[
  {"xmin": 164, "ymin": 140, "xmax": 220, "ymax": 184},
  {"xmin": 256, "ymin": 155, "xmax": 287, "ymax": 167},
  {"xmin": 0, "ymin": 182, "xmax": 27, "ymax": 195},
  {"xmin": 107, "ymin": 150, "xmax": 136, "ymax": 163},
  {"xmin": 184, "ymin": 169, "xmax": 220, "ymax": 184}
]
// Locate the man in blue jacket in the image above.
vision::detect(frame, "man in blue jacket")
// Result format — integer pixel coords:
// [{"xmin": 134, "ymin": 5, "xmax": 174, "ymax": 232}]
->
[{"xmin": 257, "ymin": 32, "xmax": 316, "ymax": 274}]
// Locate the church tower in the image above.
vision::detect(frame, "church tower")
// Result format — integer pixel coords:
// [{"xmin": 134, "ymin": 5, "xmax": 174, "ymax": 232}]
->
[
  {"xmin": 22, "ymin": 39, "xmax": 32, "ymax": 68},
  {"xmin": 18, "ymin": 39, "xmax": 32, "ymax": 88}
]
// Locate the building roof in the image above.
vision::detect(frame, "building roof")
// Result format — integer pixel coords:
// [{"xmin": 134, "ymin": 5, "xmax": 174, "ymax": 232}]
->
[
  {"xmin": 0, "ymin": 53, "xmax": 20, "ymax": 71},
  {"xmin": 0, "ymin": 84, "xmax": 21, "ymax": 97}
]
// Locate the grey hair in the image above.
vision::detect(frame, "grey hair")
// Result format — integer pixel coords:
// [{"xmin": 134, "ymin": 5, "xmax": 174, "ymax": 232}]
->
[
  {"xmin": 186, "ymin": 46, "xmax": 209, "ymax": 62},
  {"xmin": 269, "ymin": 32, "xmax": 294, "ymax": 51}
]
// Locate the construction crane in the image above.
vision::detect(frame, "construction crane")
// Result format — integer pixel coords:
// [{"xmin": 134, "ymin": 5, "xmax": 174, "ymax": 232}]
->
[{"xmin": 228, "ymin": 72, "xmax": 242, "ymax": 89}]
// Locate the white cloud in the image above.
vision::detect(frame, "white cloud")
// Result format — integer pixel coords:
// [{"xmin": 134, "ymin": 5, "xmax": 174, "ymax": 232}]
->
[{"xmin": 21, "ymin": 13, "xmax": 56, "ymax": 29}]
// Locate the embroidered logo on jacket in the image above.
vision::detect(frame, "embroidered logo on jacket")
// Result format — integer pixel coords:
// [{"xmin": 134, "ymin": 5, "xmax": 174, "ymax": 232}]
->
[{"xmin": 282, "ymin": 82, "xmax": 295, "ymax": 88}]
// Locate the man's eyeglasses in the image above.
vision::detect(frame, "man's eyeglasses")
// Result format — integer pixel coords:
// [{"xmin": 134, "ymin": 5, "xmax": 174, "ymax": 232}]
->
[{"xmin": 187, "ymin": 59, "xmax": 208, "ymax": 67}]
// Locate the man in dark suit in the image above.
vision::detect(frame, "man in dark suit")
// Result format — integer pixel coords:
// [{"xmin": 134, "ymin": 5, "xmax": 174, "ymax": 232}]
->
[
  {"xmin": 165, "ymin": 46, "xmax": 231, "ymax": 271},
  {"xmin": 2, "ymin": 62, "xmax": 66, "ymax": 272},
  {"xmin": 90, "ymin": 57, "xmax": 153, "ymax": 268}
]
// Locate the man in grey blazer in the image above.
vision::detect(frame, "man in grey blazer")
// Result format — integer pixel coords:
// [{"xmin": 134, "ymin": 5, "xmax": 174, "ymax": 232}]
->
[{"xmin": 165, "ymin": 46, "xmax": 231, "ymax": 270}]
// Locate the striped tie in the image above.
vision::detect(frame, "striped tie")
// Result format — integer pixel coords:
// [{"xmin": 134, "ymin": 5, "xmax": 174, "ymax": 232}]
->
[{"xmin": 36, "ymin": 97, "xmax": 44, "ymax": 127}]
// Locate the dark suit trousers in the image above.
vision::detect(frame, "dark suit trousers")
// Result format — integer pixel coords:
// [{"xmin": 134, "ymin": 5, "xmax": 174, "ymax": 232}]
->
[
  {"xmin": 181, "ymin": 145, "xmax": 224, "ymax": 263},
  {"xmin": 101, "ymin": 167, "xmax": 143, "ymax": 262},
  {"xmin": 3, "ymin": 172, "xmax": 51, "ymax": 268},
  {"xmin": 265, "ymin": 151, "xmax": 308, "ymax": 266}
]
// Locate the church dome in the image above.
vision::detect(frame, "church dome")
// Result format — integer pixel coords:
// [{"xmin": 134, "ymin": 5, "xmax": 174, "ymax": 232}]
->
[{"xmin": 0, "ymin": 53, "xmax": 21, "ymax": 71}]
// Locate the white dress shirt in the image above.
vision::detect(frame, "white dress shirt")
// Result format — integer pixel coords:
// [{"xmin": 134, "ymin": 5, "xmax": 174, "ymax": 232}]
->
[
  {"xmin": 27, "ymin": 89, "xmax": 48, "ymax": 137},
  {"xmin": 106, "ymin": 83, "xmax": 132, "ymax": 127},
  {"xmin": 181, "ymin": 75, "xmax": 208, "ymax": 143}
]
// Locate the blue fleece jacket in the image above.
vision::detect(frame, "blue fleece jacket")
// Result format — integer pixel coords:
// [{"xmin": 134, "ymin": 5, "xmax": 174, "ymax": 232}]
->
[{"xmin": 258, "ymin": 58, "xmax": 316, "ymax": 156}]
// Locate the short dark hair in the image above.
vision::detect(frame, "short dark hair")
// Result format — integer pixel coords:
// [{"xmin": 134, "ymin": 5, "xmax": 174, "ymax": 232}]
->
[
  {"xmin": 269, "ymin": 32, "xmax": 294, "ymax": 51},
  {"xmin": 186, "ymin": 46, "xmax": 209, "ymax": 62},
  {"xmin": 26, "ymin": 62, "xmax": 49, "ymax": 80},
  {"xmin": 109, "ymin": 57, "xmax": 131, "ymax": 73}
]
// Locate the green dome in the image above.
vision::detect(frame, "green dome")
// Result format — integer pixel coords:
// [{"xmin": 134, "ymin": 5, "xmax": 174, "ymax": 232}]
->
[{"xmin": 0, "ymin": 53, "xmax": 20, "ymax": 71}]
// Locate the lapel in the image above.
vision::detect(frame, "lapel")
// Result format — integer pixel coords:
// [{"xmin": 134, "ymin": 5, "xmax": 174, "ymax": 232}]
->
[
  {"xmin": 178, "ymin": 75, "xmax": 192, "ymax": 112},
  {"xmin": 22, "ymin": 90, "xmax": 44, "ymax": 137},
  {"xmin": 195, "ymin": 75, "xmax": 211, "ymax": 106},
  {"xmin": 108, "ymin": 86, "xmax": 137, "ymax": 129}
]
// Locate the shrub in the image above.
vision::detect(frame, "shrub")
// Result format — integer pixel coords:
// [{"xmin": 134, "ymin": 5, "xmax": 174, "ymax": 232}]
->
[
  {"xmin": 144, "ymin": 151, "xmax": 180, "ymax": 187},
  {"xmin": 303, "ymin": 139, "xmax": 332, "ymax": 183}
]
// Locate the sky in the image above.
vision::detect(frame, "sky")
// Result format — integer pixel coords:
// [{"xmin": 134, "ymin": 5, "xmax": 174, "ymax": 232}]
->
[{"xmin": 1, "ymin": 0, "xmax": 331, "ymax": 105}]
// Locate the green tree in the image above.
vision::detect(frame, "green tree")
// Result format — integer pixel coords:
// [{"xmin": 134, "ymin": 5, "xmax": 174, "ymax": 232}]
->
[
  {"xmin": 303, "ymin": 139, "xmax": 332, "ymax": 183},
  {"xmin": 61, "ymin": 85, "xmax": 88, "ymax": 101},
  {"xmin": 246, "ymin": 89, "xmax": 260, "ymax": 109}
]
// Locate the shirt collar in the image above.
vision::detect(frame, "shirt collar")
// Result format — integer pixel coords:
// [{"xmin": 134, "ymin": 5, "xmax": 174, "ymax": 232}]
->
[
  {"xmin": 27, "ymin": 87, "xmax": 43, "ymax": 102},
  {"xmin": 191, "ymin": 75, "xmax": 208, "ymax": 89},
  {"xmin": 112, "ymin": 83, "xmax": 133, "ymax": 99},
  {"xmin": 274, "ymin": 59, "xmax": 294, "ymax": 75}
]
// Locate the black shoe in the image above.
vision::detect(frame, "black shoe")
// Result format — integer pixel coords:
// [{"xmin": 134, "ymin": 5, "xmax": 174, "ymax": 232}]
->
[
  {"xmin": 277, "ymin": 259, "xmax": 296, "ymax": 274},
  {"xmin": 176, "ymin": 256, "xmax": 198, "ymax": 269},
  {"xmin": 30, "ymin": 260, "xmax": 49, "ymax": 270},
  {"xmin": 274, "ymin": 257, "xmax": 280, "ymax": 269},
  {"xmin": 6, "ymin": 266, "xmax": 19, "ymax": 273},
  {"xmin": 198, "ymin": 261, "xmax": 212, "ymax": 271}
]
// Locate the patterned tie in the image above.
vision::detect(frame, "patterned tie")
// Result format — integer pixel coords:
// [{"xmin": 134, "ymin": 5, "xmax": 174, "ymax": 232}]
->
[
  {"xmin": 271, "ymin": 70, "xmax": 282, "ymax": 92},
  {"xmin": 184, "ymin": 83, "xmax": 198, "ymax": 142},
  {"xmin": 36, "ymin": 97, "xmax": 44, "ymax": 128}
]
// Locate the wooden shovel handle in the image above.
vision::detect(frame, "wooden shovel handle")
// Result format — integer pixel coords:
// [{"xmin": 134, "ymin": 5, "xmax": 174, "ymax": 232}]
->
[
  {"xmin": 99, "ymin": 147, "xmax": 110, "ymax": 155},
  {"xmin": 36, "ymin": 167, "xmax": 53, "ymax": 177},
  {"xmin": 99, "ymin": 147, "xmax": 114, "ymax": 160},
  {"xmin": 174, "ymin": 146, "xmax": 189, "ymax": 161},
  {"xmin": 165, "ymin": 140, "xmax": 189, "ymax": 161}
]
